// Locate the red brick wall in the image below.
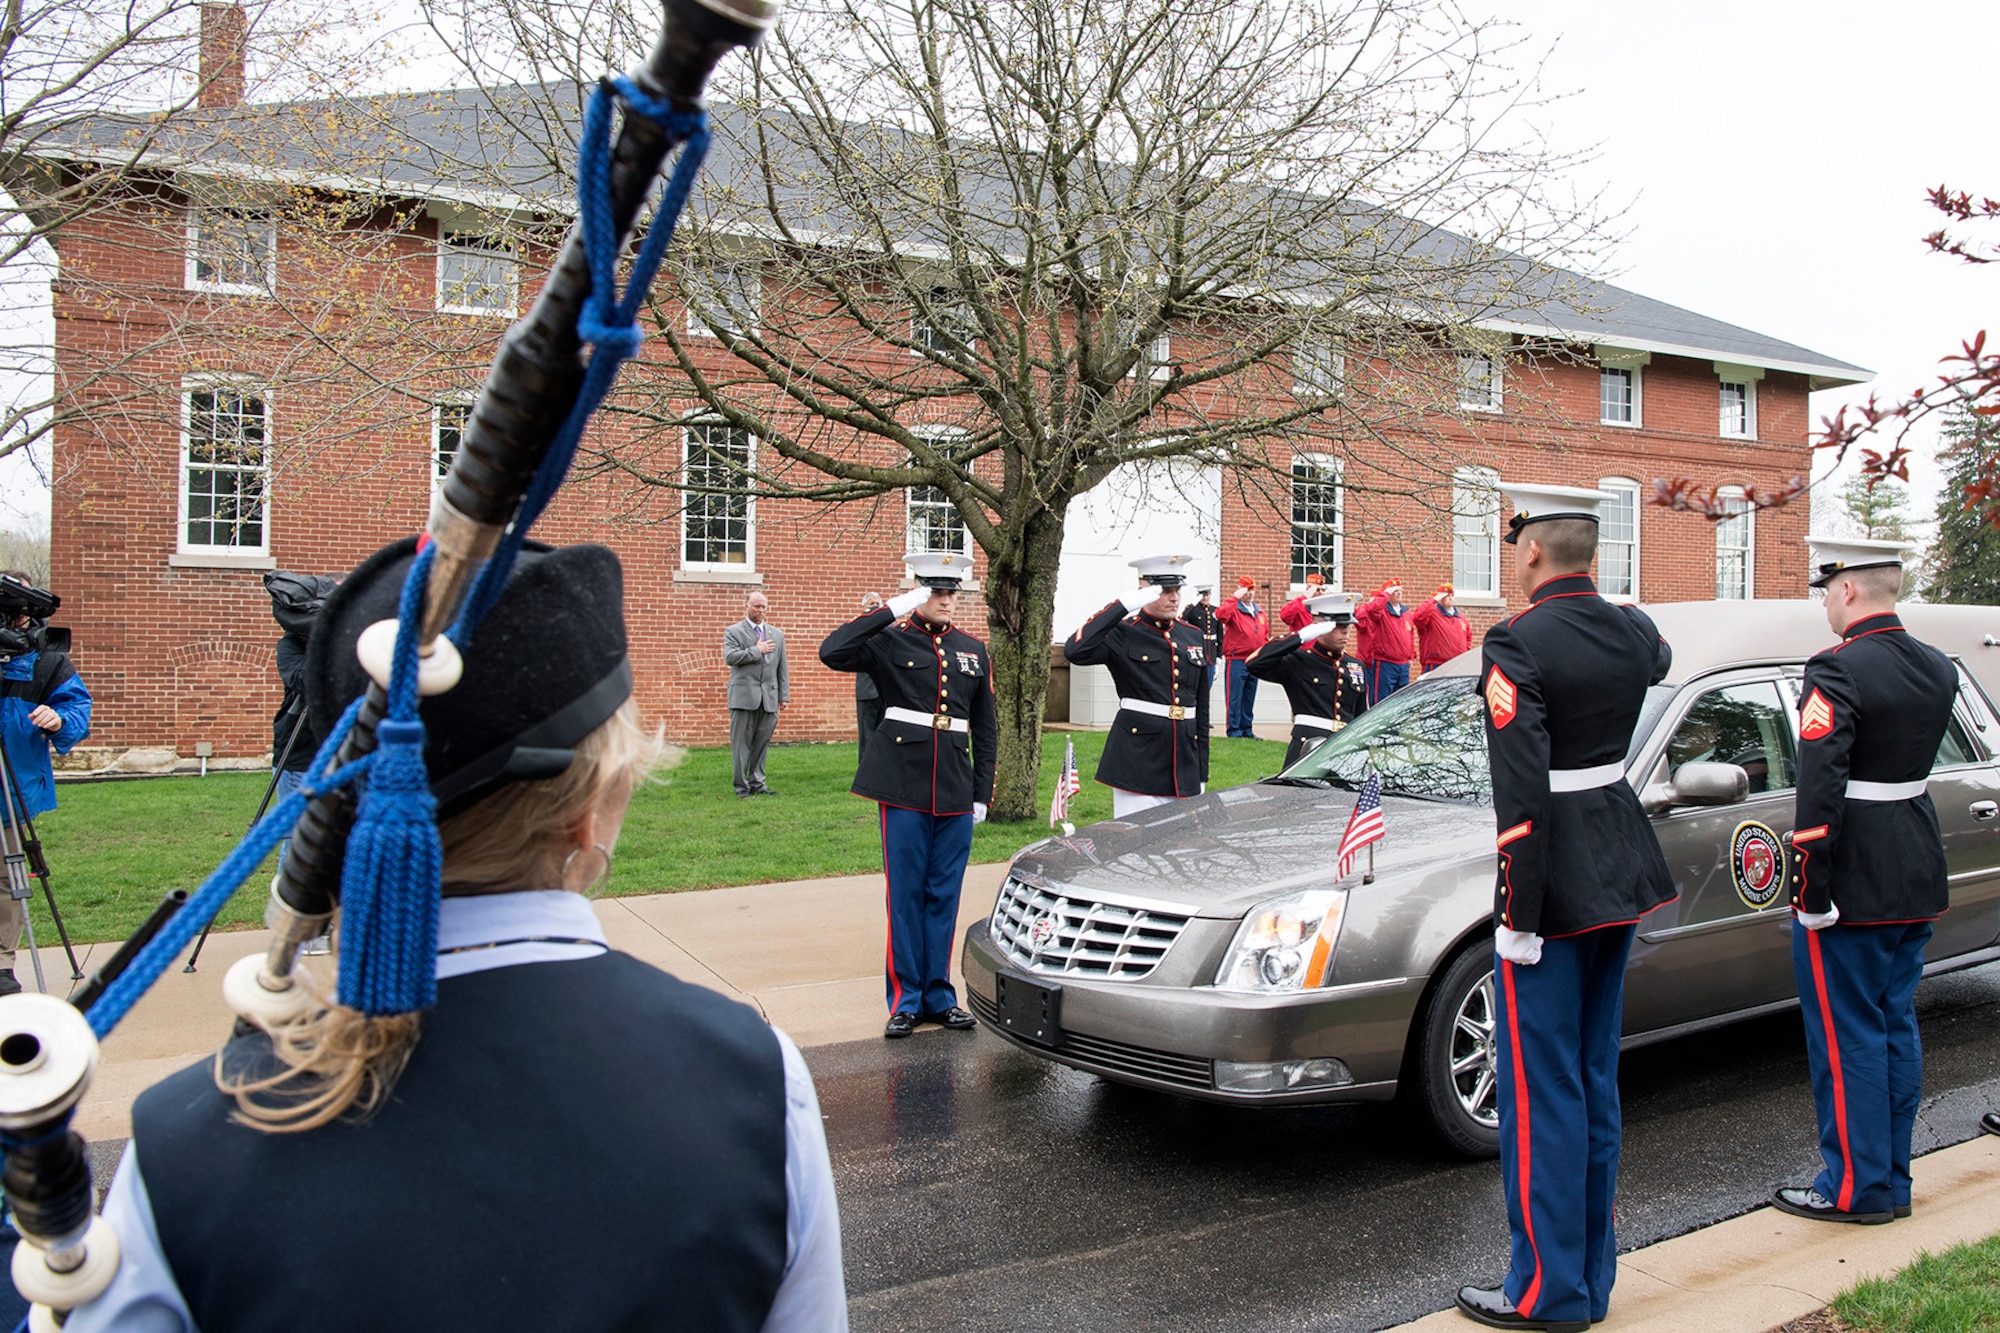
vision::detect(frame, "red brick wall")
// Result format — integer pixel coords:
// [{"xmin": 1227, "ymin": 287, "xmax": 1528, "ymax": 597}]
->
[{"xmin": 49, "ymin": 188, "xmax": 1817, "ymax": 756}]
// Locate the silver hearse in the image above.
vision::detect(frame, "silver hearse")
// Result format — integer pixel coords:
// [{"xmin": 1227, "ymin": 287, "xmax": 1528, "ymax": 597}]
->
[{"xmin": 961, "ymin": 601, "xmax": 2000, "ymax": 1156}]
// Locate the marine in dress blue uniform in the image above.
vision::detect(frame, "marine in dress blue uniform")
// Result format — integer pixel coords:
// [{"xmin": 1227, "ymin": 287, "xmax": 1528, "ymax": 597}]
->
[
  {"xmin": 819, "ymin": 551, "xmax": 997, "ymax": 1039},
  {"xmin": 1245, "ymin": 592, "xmax": 1368, "ymax": 767},
  {"xmin": 1458, "ymin": 485, "xmax": 1676, "ymax": 1333},
  {"xmin": 1062, "ymin": 555, "xmax": 1211, "ymax": 819},
  {"xmin": 1773, "ymin": 538, "xmax": 1957, "ymax": 1225}
]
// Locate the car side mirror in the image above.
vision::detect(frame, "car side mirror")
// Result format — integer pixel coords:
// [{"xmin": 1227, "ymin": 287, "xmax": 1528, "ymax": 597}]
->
[{"xmin": 1642, "ymin": 762, "xmax": 1750, "ymax": 814}]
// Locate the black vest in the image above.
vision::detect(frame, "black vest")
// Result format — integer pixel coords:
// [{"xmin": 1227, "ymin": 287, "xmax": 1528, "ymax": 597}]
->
[{"xmin": 132, "ymin": 953, "xmax": 789, "ymax": 1333}]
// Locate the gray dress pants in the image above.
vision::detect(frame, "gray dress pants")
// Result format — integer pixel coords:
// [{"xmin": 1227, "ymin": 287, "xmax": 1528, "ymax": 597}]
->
[{"xmin": 730, "ymin": 707, "xmax": 779, "ymax": 795}]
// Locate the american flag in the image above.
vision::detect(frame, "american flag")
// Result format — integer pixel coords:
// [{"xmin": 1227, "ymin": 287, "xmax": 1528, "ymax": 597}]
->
[
  {"xmin": 1050, "ymin": 738, "xmax": 1083, "ymax": 830},
  {"xmin": 1335, "ymin": 770, "xmax": 1385, "ymax": 878}
]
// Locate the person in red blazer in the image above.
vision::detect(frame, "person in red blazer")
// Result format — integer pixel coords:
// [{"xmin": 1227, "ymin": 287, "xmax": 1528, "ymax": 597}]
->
[
  {"xmin": 1411, "ymin": 583, "xmax": 1475, "ymax": 674},
  {"xmin": 1278, "ymin": 572, "xmax": 1326, "ymax": 634},
  {"xmin": 1356, "ymin": 580, "xmax": 1417, "ymax": 705},
  {"xmin": 1215, "ymin": 576, "xmax": 1271, "ymax": 737}
]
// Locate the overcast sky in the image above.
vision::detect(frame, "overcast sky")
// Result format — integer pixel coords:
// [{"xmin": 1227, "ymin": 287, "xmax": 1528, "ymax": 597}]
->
[{"xmin": 9, "ymin": 0, "xmax": 1996, "ymax": 543}]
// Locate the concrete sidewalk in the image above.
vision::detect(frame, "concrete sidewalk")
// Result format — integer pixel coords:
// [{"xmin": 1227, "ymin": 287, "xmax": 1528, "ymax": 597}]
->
[{"xmin": 49, "ymin": 864, "xmax": 1011, "ymax": 1143}]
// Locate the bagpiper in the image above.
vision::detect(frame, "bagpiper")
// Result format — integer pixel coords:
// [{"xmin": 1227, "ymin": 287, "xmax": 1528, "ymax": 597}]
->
[
  {"xmin": 1774, "ymin": 537, "xmax": 1956, "ymax": 1225},
  {"xmin": 1457, "ymin": 483, "xmax": 1675, "ymax": 1333},
  {"xmin": 1246, "ymin": 591, "xmax": 1368, "ymax": 766},
  {"xmin": 1063, "ymin": 555, "xmax": 1211, "ymax": 818},
  {"xmin": 819, "ymin": 550, "xmax": 996, "ymax": 1039}
]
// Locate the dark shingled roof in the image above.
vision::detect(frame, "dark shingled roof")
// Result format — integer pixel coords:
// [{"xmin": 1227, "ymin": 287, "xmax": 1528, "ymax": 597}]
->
[{"xmin": 35, "ymin": 80, "xmax": 1868, "ymax": 386}]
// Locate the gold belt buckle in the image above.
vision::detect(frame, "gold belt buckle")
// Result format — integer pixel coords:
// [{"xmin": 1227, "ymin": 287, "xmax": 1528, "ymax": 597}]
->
[
  {"xmin": 1167, "ymin": 705, "xmax": 1186, "ymax": 721},
  {"xmin": 933, "ymin": 713, "xmax": 952, "ymax": 730}
]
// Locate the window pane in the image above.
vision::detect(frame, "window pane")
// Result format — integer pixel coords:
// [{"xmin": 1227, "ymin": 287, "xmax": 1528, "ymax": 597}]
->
[
  {"xmin": 1600, "ymin": 368, "xmax": 1634, "ymax": 423},
  {"xmin": 1293, "ymin": 339, "xmax": 1345, "ymax": 399},
  {"xmin": 1452, "ymin": 470, "xmax": 1498, "ymax": 594},
  {"xmin": 1458, "ymin": 355, "xmax": 1498, "ymax": 410},
  {"xmin": 684, "ymin": 424, "xmax": 753, "ymax": 565},
  {"xmin": 687, "ymin": 264, "xmax": 761, "ymax": 337},
  {"xmin": 440, "ymin": 235, "xmax": 515, "ymax": 313},
  {"xmin": 191, "ymin": 210, "xmax": 273, "ymax": 288},
  {"xmin": 183, "ymin": 388, "xmax": 267, "ymax": 550},
  {"xmin": 1597, "ymin": 482, "xmax": 1637, "ymax": 598},
  {"xmin": 1290, "ymin": 456, "xmax": 1341, "ymax": 584},
  {"xmin": 1715, "ymin": 494, "xmax": 1751, "ymax": 599},
  {"xmin": 435, "ymin": 402, "xmax": 470, "ymax": 480},
  {"xmin": 1666, "ymin": 681, "xmax": 1796, "ymax": 793},
  {"xmin": 914, "ymin": 290, "xmax": 975, "ymax": 353},
  {"xmin": 1720, "ymin": 382, "xmax": 1749, "ymax": 436}
]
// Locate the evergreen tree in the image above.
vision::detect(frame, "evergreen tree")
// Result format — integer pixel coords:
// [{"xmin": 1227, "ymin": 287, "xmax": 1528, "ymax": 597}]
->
[
  {"xmin": 1838, "ymin": 473, "xmax": 1914, "ymax": 540},
  {"xmin": 1925, "ymin": 406, "xmax": 2000, "ymax": 604}
]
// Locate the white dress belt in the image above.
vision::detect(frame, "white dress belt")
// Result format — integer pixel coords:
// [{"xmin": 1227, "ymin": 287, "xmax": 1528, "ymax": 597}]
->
[
  {"xmin": 883, "ymin": 706, "xmax": 969, "ymax": 734},
  {"xmin": 1548, "ymin": 762, "xmax": 1626, "ymax": 793},
  {"xmin": 1293, "ymin": 713, "xmax": 1339, "ymax": 733},
  {"xmin": 1845, "ymin": 778, "xmax": 1927, "ymax": 801},
  {"xmin": 1120, "ymin": 697, "xmax": 1194, "ymax": 721}
]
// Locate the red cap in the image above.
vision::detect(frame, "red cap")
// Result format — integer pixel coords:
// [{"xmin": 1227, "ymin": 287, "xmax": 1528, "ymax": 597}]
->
[
  {"xmin": 1304, "ymin": 572, "xmax": 1325, "ymax": 586},
  {"xmin": 1237, "ymin": 576, "xmax": 1256, "ymax": 589},
  {"xmin": 1380, "ymin": 579, "xmax": 1402, "ymax": 595},
  {"xmin": 1436, "ymin": 583, "xmax": 1454, "ymax": 595}
]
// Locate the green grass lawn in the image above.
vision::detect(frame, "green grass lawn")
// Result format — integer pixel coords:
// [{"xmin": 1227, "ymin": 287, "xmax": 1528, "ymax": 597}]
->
[
  {"xmin": 23, "ymin": 731, "xmax": 1290, "ymax": 947},
  {"xmin": 1832, "ymin": 1233, "xmax": 2000, "ymax": 1331}
]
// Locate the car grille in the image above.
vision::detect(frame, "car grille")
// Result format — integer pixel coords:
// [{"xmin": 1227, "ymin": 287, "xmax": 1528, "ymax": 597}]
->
[
  {"xmin": 967, "ymin": 993, "xmax": 1213, "ymax": 1091},
  {"xmin": 987, "ymin": 876, "xmax": 1191, "ymax": 980}
]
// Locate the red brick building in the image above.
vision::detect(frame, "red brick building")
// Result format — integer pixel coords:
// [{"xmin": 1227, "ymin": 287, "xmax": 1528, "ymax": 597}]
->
[{"xmin": 34, "ymin": 28, "xmax": 1865, "ymax": 763}]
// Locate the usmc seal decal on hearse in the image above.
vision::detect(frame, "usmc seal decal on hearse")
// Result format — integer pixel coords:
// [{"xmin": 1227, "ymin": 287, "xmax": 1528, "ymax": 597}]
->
[{"xmin": 1730, "ymin": 820, "xmax": 1786, "ymax": 910}]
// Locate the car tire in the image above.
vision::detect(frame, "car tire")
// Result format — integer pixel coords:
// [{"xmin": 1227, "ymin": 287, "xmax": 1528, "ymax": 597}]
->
[{"xmin": 1414, "ymin": 942, "xmax": 1503, "ymax": 1159}]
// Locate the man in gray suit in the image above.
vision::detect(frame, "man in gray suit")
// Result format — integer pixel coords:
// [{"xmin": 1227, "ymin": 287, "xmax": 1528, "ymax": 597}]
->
[{"xmin": 723, "ymin": 590, "xmax": 789, "ymax": 797}]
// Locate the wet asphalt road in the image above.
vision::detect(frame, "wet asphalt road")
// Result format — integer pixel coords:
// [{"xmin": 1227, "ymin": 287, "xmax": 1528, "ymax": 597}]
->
[{"xmin": 814, "ymin": 959, "xmax": 2000, "ymax": 1333}]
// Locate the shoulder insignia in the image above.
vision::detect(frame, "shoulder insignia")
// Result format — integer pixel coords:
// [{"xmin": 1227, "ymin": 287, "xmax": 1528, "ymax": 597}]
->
[
  {"xmin": 1799, "ymin": 688, "xmax": 1835, "ymax": 741},
  {"xmin": 1485, "ymin": 666, "xmax": 1517, "ymax": 729}
]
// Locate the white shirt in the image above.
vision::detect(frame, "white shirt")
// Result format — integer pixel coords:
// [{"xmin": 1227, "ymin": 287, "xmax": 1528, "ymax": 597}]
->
[{"xmin": 66, "ymin": 891, "xmax": 847, "ymax": 1332}]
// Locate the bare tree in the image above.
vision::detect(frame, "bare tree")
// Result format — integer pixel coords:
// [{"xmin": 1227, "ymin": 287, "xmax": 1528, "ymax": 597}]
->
[{"xmin": 421, "ymin": 0, "xmax": 1607, "ymax": 818}]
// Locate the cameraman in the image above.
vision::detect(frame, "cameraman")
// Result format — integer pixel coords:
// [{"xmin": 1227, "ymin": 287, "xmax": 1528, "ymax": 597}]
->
[{"xmin": 0, "ymin": 570, "xmax": 90, "ymax": 996}]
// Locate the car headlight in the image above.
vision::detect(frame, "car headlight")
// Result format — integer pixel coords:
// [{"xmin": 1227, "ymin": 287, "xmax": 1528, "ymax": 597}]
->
[{"xmin": 1213, "ymin": 889, "xmax": 1347, "ymax": 992}]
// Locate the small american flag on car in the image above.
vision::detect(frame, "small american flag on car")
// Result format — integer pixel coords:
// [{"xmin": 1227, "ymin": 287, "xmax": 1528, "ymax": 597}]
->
[
  {"xmin": 1050, "ymin": 738, "xmax": 1083, "ymax": 832},
  {"xmin": 1336, "ymin": 770, "xmax": 1385, "ymax": 878}
]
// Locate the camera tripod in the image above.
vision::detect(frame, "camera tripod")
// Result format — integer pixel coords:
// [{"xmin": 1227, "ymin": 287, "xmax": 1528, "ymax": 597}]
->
[
  {"xmin": 184, "ymin": 705, "xmax": 308, "ymax": 972},
  {"xmin": 0, "ymin": 732, "xmax": 82, "ymax": 992}
]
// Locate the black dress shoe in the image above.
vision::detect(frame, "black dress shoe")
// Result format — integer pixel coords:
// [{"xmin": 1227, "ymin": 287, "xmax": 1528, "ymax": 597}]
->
[
  {"xmin": 1454, "ymin": 1285, "xmax": 1587, "ymax": 1332},
  {"xmin": 0, "ymin": 970, "xmax": 18, "ymax": 997},
  {"xmin": 752, "ymin": 787, "xmax": 777, "ymax": 796},
  {"xmin": 922, "ymin": 1006, "xmax": 975, "ymax": 1030},
  {"xmin": 1894, "ymin": 1203, "xmax": 1912, "ymax": 1219},
  {"xmin": 1772, "ymin": 1186, "xmax": 1893, "ymax": 1225},
  {"xmin": 883, "ymin": 1013, "xmax": 917, "ymax": 1039},
  {"xmin": 1982, "ymin": 1111, "xmax": 2000, "ymax": 1138}
]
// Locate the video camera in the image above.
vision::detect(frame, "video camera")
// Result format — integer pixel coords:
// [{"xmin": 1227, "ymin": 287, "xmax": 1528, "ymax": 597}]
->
[{"xmin": 0, "ymin": 575, "xmax": 65, "ymax": 658}]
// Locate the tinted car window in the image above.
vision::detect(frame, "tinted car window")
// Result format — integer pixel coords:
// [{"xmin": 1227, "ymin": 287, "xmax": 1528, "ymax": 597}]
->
[
  {"xmin": 1283, "ymin": 676, "xmax": 1489, "ymax": 803},
  {"xmin": 1665, "ymin": 681, "xmax": 1796, "ymax": 793},
  {"xmin": 1935, "ymin": 712, "xmax": 1979, "ymax": 769}
]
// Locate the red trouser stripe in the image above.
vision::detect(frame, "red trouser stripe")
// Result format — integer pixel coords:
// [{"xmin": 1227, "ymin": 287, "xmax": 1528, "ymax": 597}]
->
[
  {"xmin": 1501, "ymin": 960, "xmax": 1544, "ymax": 1316},
  {"xmin": 1805, "ymin": 928, "xmax": 1855, "ymax": 1211},
  {"xmin": 880, "ymin": 804, "xmax": 902, "ymax": 1013}
]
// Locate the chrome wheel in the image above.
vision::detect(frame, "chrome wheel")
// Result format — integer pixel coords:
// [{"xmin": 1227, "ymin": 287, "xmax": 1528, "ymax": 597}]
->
[{"xmin": 1448, "ymin": 970, "xmax": 1500, "ymax": 1130}]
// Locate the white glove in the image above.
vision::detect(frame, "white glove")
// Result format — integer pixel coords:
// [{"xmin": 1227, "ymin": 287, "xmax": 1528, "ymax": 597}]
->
[
  {"xmin": 887, "ymin": 586, "xmax": 930, "ymax": 618},
  {"xmin": 1796, "ymin": 903, "xmax": 1840, "ymax": 931},
  {"xmin": 1122, "ymin": 585, "xmax": 1166, "ymax": 613},
  {"xmin": 1296, "ymin": 621, "xmax": 1335, "ymax": 643},
  {"xmin": 973, "ymin": 802, "xmax": 988, "ymax": 824},
  {"xmin": 1495, "ymin": 926, "xmax": 1543, "ymax": 965}
]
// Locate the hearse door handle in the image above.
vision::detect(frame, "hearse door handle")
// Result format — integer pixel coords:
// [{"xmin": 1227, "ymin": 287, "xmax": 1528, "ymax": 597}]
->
[{"xmin": 1971, "ymin": 801, "xmax": 1998, "ymax": 821}]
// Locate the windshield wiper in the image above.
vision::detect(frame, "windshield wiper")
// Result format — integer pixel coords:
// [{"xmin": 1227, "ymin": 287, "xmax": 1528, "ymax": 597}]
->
[{"xmin": 1264, "ymin": 775, "xmax": 1337, "ymax": 790}]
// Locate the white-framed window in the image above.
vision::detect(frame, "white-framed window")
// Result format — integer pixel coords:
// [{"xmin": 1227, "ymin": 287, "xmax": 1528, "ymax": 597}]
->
[
  {"xmin": 906, "ymin": 429, "xmax": 973, "ymax": 559},
  {"xmin": 1451, "ymin": 466, "xmax": 1501, "ymax": 596},
  {"xmin": 912, "ymin": 289, "xmax": 976, "ymax": 355},
  {"xmin": 433, "ymin": 399, "xmax": 472, "ymax": 484},
  {"xmin": 1457, "ymin": 354, "xmax": 1502, "ymax": 412},
  {"xmin": 685, "ymin": 262, "xmax": 762, "ymax": 339},
  {"xmin": 437, "ymin": 232, "xmax": 518, "ymax": 316},
  {"xmin": 1716, "ymin": 487, "xmax": 1753, "ymax": 600},
  {"xmin": 1290, "ymin": 453, "xmax": 1343, "ymax": 586},
  {"xmin": 185, "ymin": 207, "xmax": 275, "ymax": 294},
  {"xmin": 682, "ymin": 421, "xmax": 755, "ymax": 569},
  {"xmin": 180, "ymin": 381, "xmax": 269, "ymax": 554},
  {"xmin": 1600, "ymin": 366, "xmax": 1640, "ymax": 426},
  {"xmin": 1293, "ymin": 337, "xmax": 1345, "ymax": 401},
  {"xmin": 1597, "ymin": 476, "xmax": 1640, "ymax": 600},
  {"xmin": 1719, "ymin": 380, "xmax": 1756, "ymax": 439}
]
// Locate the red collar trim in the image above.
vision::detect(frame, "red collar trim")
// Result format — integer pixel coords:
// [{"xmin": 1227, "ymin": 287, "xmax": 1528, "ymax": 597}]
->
[
  {"xmin": 1841, "ymin": 612, "xmax": 1903, "ymax": 640},
  {"xmin": 1529, "ymin": 573, "xmax": 1596, "ymax": 603}
]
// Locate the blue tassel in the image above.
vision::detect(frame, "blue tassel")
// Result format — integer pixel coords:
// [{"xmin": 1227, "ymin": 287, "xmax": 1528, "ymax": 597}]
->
[{"xmin": 336, "ymin": 718, "xmax": 441, "ymax": 1016}]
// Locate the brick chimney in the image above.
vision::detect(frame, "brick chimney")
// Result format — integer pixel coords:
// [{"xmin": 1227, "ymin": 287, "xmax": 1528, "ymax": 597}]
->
[{"xmin": 197, "ymin": 3, "xmax": 246, "ymax": 109}]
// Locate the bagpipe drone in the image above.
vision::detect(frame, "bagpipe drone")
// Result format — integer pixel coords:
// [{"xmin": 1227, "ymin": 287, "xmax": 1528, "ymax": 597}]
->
[{"xmin": 0, "ymin": 0, "xmax": 778, "ymax": 1324}]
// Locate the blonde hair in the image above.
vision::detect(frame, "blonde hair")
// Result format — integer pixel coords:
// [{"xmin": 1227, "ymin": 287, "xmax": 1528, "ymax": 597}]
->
[{"xmin": 221, "ymin": 699, "xmax": 664, "ymax": 1132}]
